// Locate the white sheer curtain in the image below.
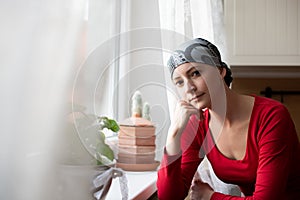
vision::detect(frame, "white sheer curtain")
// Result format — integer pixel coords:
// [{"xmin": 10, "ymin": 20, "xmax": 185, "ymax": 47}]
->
[
  {"xmin": 0, "ymin": 1, "xmax": 171, "ymax": 199},
  {"xmin": 159, "ymin": 0, "xmax": 215, "ymax": 40},
  {"xmin": 0, "ymin": 0, "xmax": 121, "ymax": 199},
  {"xmin": 159, "ymin": 0, "xmax": 227, "ymax": 55}
]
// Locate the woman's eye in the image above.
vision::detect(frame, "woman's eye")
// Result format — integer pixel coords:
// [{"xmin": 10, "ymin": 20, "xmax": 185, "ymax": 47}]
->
[
  {"xmin": 175, "ymin": 80, "xmax": 184, "ymax": 87},
  {"xmin": 191, "ymin": 70, "xmax": 200, "ymax": 77}
]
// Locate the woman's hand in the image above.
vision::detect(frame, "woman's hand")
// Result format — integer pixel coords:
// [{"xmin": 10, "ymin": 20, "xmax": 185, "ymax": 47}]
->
[
  {"xmin": 171, "ymin": 100, "xmax": 202, "ymax": 133},
  {"xmin": 190, "ymin": 173, "xmax": 214, "ymax": 200},
  {"xmin": 166, "ymin": 100, "xmax": 203, "ymax": 155}
]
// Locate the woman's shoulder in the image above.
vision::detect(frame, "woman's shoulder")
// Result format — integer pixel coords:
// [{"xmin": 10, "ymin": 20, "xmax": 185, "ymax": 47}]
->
[
  {"xmin": 253, "ymin": 95, "xmax": 288, "ymax": 113},
  {"xmin": 251, "ymin": 95, "xmax": 293, "ymax": 127},
  {"xmin": 253, "ymin": 95, "xmax": 282, "ymax": 106}
]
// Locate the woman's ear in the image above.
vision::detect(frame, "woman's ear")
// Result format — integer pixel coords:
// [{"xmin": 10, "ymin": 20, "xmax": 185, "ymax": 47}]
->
[{"xmin": 219, "ymin": 67, "xmax": 226, "ymax": 78}]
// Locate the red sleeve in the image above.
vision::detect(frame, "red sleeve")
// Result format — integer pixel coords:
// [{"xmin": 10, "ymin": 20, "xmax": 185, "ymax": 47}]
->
[
  {"xmin": 157, "ymin": 115, "xmax": 203, "ymax": 200},
  {"xmin": 211, "ymin": 105, "xmax": 297, "ymax": 200}
]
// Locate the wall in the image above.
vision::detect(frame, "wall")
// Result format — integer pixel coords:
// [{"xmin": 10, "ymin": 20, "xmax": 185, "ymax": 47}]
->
[{"xmin": 232, "ymin": 77, "xmax": 300, "ymax": 140}]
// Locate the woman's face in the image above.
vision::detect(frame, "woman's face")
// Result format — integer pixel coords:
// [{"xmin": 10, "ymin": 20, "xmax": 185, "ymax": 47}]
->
[{"xmin": 172, "ymin": 62, "xmax": 224, "ymax": 110}]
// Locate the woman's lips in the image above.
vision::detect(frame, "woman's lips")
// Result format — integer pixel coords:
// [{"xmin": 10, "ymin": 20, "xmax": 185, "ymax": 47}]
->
[{"xmin": 189, "ymin": 93, "xmax": 204, "ymax": 102}]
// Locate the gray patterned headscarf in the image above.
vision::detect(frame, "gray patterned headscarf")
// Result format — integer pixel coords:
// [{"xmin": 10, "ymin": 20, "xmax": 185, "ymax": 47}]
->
[
  {"xmin": 167, "ymin": 38, "xmax": 233, "ymax": 86},
  {"xmin": 167, "ymin": 38, "xmax": 223, "ymax": 77}
]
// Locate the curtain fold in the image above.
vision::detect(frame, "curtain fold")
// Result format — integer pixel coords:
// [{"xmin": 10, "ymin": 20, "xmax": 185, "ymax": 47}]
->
[
  {"xmin": 0, "ymin": 0, "xmax": 90, "ymax": 199},
  {"xmin": 210, "ymin": 0, "xmax": 228, "ymax": 62}
]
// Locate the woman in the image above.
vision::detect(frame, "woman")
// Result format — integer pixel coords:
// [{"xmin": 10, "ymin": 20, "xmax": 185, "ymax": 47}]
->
[{"xmin": 157, "ymin": 38, "xmax": 300, "ymax": 200}]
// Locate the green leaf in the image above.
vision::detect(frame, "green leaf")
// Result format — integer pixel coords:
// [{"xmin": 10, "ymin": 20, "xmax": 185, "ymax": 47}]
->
[
  {"xmin": 96, "ymin": 117, "xmax": 118, "ymax": 165},
  {"xmin": 98, "ymin": 116, "xmax": 119, "ymax": 133},
  {"xmin": 107, "ymin": 119, "xmax": 119, "ymax": 132},
  {"xmin": 96, "ymin": 142, "xmax": 114, "ymax": 165},
  {"xmin": 98, "ymin": 131, "xmax": 106, "ymax": 141}
]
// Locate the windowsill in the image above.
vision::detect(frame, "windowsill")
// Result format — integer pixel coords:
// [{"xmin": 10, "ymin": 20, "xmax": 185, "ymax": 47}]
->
[{"xmin": 106, "ymin": 170, "xmax": 157, "ymax": 200}]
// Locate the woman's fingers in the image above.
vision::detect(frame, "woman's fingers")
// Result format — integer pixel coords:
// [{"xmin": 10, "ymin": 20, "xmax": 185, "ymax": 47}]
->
[{"xmin": 176, "ymin": 100, "xmax": 203, "ymax": 121}]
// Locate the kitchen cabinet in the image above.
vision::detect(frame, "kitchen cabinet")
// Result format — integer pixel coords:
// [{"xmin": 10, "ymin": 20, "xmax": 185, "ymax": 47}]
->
[{"xmin": 225, "ymin": 0, "xmax": 300, "ymax": 66}]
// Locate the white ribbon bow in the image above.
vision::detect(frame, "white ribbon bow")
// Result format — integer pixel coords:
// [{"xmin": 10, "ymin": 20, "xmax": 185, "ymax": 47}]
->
[{"xmin": 93, "ymin": 167, "xmax": 128, "ymax": 200}]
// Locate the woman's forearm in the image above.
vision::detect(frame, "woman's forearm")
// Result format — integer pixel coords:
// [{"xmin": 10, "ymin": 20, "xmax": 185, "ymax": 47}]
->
[{"xmin": 165, "ymin": 125, "xmax": 182, "ymax": 155}]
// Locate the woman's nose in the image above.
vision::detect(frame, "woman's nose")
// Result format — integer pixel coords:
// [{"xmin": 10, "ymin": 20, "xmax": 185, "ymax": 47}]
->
[{"xmin": 186, "ymin": 80, "xmax": 196, "ymax": 93}]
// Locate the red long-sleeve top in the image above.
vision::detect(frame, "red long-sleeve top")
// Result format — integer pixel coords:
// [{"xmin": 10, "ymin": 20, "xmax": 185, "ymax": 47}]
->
[{"xmin": 157, "ymin": 96, "xmax": 300, "ymax": 200}]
